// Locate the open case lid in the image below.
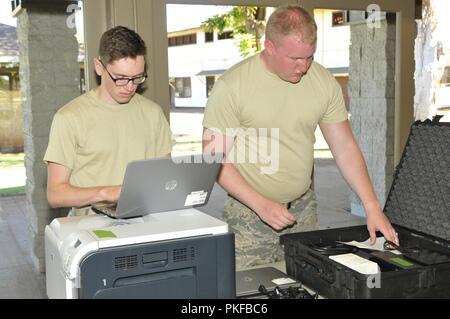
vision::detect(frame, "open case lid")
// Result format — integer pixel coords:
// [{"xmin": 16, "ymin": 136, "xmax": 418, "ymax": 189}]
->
[{"xmin": 383, "ymin": 118, "xmax": 450, "ymax": 241}]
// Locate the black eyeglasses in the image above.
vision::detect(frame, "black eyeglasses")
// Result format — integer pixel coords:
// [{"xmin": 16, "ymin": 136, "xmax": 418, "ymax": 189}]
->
[{"xmin": 99, "ymin": 60, "xmax": 147, "ymax": 87}]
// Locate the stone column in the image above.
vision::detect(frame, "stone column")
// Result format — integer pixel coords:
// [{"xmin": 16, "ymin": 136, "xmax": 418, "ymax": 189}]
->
[
  {"xmin": 16, "ymin": 2, "xmax": 80, "ymax": 272},
  {"xmin": 348, "ymin": 15, "xmax": 396, "ymax": 217}
]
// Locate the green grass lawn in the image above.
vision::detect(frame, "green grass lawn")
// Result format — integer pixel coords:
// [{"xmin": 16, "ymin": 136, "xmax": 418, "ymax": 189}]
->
[
  {"xmin": 0, "ymin": 153, "xmax": 25, "ymax": 195},
  {"xmin": 0, "ymin": 153, "xmax": 24, "ymax": 168},
  {"xmin": 0, "ymin": 185, "xmax": 25, "ymax": 195}
]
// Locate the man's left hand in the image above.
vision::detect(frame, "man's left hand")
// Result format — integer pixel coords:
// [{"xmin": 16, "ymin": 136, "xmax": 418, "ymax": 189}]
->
[{"xmin": 366, "ymin": 208, "xmax": 399, "ymax": 246}]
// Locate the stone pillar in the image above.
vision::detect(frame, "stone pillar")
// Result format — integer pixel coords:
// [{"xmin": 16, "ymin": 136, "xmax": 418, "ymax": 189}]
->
[
  {"xmin": 16, "ymin": 3, "xmax": 79, "ymax": 272},
  {"xmin": 348, "ymin": 15, "xmax": 396, "ymax": 217}
]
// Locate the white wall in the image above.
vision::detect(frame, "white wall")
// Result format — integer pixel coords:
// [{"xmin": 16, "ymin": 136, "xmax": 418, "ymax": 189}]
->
[
  {"xmin": 314, "ymin": 9, "xmax": 350, "ymax": 68},
  {"xmin": 168, "ymin": 29, "xmax": 242, "ymax": 107}
]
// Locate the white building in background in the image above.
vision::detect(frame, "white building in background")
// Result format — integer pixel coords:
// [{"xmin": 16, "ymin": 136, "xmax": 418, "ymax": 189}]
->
[
  {"xmin": 167, "ymin": 8, "xmax": 351, "ymax": 108},
  {"xmin": 314, "ymin": 9, "xmax": 350, "ymax": 70},
  {"xmin": 168, "ymin": 27, "xmax": 242, "ymax": 108}
]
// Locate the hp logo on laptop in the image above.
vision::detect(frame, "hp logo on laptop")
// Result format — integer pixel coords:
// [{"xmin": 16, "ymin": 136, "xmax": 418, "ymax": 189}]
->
[{"xmin": 165, "ymin": 180, "xmax": 178, "ymax": 191}]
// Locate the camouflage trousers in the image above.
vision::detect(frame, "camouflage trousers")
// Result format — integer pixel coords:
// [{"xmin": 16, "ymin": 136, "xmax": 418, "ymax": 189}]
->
[{"xmin": 224, "ymin": 189, "xmax": 318, "ymax": 270}]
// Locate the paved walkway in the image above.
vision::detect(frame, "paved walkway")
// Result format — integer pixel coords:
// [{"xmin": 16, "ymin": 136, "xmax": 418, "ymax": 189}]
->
[{"xmin": 0, "ymin": 195, "xmax": 47, "ymax": 298}]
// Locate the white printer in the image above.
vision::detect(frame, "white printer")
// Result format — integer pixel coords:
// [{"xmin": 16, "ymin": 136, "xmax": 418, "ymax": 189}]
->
[{"xmin": 45, "ymin": 208, "xmax": 235, "ymax": 299}]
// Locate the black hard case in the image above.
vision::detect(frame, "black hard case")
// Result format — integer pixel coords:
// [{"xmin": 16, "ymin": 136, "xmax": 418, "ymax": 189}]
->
[{"xmin": 280, "ymin": 119, "xmax": 450, "ymax": 298}]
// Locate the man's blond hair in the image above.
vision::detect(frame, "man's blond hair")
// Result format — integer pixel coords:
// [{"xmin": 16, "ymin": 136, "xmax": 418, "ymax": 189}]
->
[{"xmin": 265, "ymin": 5, "xmax": 317, "ymax": 45}]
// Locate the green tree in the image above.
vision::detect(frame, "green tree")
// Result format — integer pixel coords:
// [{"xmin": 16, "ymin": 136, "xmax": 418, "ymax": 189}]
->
[{"xmin": 202, "ymin": 7, "xmax": 267, "ymax": 57}]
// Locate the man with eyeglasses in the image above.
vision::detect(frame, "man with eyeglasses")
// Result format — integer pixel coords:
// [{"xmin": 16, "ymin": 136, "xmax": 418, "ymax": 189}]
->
[{"xmin": 44, "ymin": 26, "xmax": 173, "ymax": 216}]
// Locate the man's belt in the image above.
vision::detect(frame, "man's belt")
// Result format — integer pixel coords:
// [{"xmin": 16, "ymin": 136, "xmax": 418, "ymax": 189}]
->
[{"xmin": 280, "ymin": 189, "xmax": 311, "ymax": 210}]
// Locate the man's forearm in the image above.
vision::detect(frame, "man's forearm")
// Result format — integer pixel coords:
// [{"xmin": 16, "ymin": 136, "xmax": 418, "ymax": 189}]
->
[
  {"xmin": 217, "ymin": 162, "xmax": 298, "ymax": 230},
  {"xmin": 334, "ymin": 143, "xmax": 381, "ymax": 213},
  {"xmin": 47, "ymin": 183, "xmax": 120, "ymax": 208},
  {"xmin": 202, "ymin": 128, "xmax": 296, "ymax": 230},
  {"xmin": 320, "ymin": 121, "xmax": 381, "ymax": 214}
]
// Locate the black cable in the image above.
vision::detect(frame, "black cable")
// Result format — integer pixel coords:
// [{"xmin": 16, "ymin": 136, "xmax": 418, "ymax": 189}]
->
[
  {"xmin": 309, "ymin": 243, "xmax": 358, "ymax": 255},
  {"xmin": 258, "ymin": 284, "xmax": 316, "ymax": 299}
]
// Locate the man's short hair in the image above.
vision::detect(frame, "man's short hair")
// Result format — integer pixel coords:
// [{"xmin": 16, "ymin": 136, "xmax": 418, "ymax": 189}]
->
[
  {"xmin": 99, "ymin": 26, "xmax": 147, "ymax": 64},
  {"xmin": 265, "ymin": 5, "xmax": 317, "ymax": 45}
]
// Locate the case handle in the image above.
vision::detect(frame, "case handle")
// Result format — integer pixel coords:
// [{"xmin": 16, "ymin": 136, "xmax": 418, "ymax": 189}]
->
[{"xmin": 296, "ymin": 257, "xmax": 335, "ymax": 284}]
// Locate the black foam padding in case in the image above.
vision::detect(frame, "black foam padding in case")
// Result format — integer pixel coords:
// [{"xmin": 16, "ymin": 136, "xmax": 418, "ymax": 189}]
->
[{"xmin": 384, "ymin": 121, "xmax": 450, "ymax": 241}]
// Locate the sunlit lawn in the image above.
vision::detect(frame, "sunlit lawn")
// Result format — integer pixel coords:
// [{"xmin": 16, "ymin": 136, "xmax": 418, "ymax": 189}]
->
[{"xmin": 0, "ymin": 153, "xmax": 26, "ymax": 195}]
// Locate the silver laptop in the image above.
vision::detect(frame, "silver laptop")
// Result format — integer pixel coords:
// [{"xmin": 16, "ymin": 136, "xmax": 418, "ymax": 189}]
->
[{"xmin": 92, "ymin": 153, "xmax": 223, "ymax": 219}]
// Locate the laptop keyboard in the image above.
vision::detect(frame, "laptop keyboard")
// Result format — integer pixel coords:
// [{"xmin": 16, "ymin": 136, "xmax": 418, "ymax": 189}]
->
[{"xmin": 92, "ymin": 202, "xmax": 117, "ymax": 215}]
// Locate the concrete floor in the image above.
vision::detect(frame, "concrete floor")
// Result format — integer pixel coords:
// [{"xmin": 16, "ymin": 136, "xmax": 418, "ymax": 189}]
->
[
  {"xmin": 0, "ymin": 194, "xmax": 47, "ymax": 298},
  {"xmin": 0, "ymin": 158, "xmax": 364, "ymax": 299}
]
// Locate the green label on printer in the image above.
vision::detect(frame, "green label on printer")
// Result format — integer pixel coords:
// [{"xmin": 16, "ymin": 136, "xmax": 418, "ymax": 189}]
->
[
  {"xmin": 93, "ymin": 230, "xmax": 117, "ymax": 238},
  {"xmin": 390, "ymin": 257, "xmax": 414, "ymax": 267}
]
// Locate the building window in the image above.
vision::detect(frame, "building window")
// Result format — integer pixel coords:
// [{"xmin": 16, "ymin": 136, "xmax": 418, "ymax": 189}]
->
[
  {"xmin": 440, "ymin": 66, "xmax": 450, "ymax": 85},
  {"xmin": 205, "ymin": 32, "xmax": 214, "ymax": 42},
  {"xmin": 206, "ymin": 76, "xmax": 216, "ymax": 97},
  {"xmin": 331, "ymin": 11, "xmax": 346, "ymax": 27},
  {"xmin": 168, "ymin": 33, "xmax": 197, "ymax": 47},
  {"xmin": 218, "ymin": 31, "xmax": 233, "ymax": 40},
  {"xmin": 175, "ymin": 77, "xmax": 191, "ymax": 98}
]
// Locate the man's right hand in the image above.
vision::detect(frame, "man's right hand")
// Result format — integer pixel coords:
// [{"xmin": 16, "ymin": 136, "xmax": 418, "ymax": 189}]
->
[
  {"xmin": 47, "ymin": 161, "xmax": 122, "ymax": 208},
  {"xmin": 98, "ymin": 186, "xmax": 122, "ymax": 203},
  {"xmin": 255, "ymin": 199, "xmax": 297, "ymax": 231},
  {"xmin": 203, "ymin": 127, "xmax": 297, "ymax": 232}
]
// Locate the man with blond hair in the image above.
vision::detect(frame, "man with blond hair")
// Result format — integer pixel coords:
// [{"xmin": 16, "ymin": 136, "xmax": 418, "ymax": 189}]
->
[{"xmin": 203, "ymin": 5, "xmax": 398, "ymax": 269}]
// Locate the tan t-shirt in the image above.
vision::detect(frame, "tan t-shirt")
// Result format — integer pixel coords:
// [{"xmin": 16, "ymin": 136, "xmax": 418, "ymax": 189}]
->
[
  {"xmin": 44, "ymin": 89, "xmax": 173, "ymax": 191},
  {"xmin": 203, "ymin": 53, "xmax": 348, "ymax": 203}
]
